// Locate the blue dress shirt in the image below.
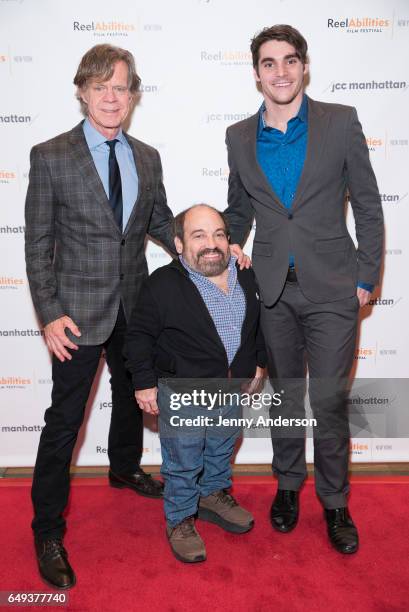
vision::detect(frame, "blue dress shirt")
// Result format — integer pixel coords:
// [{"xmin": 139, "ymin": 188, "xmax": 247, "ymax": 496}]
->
[
  {"xmin": 180, "ymin": 255, "xmax": 246, "ymax": 366},
  {"xmin": 257, "ymin": 95, "xmax": 308, "ymax": 269},
  {"xmin": 256, "ymin": 96, "xmax": 372, "ymax": 292},
  {"xmin": 257, "ymin": 95, "xmax": 308, "ymax": 212},
  {"xmin": 82, "ymin": 118, "xmax": 139, "ymax": 231}
]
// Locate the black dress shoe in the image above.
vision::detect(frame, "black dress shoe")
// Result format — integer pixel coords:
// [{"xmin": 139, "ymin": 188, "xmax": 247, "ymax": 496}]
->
[
  {"xmin": 109, "ymin": 469, "xmax": 164, "ymax": 498},
  {"xmin": 35, "ymin": 538, "xmax": 76, "ymax": 590},
  {"xmin": 325, "ymin": 507, "xmax": 359, "ymax": 554},
  {"xmin": 270, "ymin": 489, "xmax": 299, "ymax": 533}
]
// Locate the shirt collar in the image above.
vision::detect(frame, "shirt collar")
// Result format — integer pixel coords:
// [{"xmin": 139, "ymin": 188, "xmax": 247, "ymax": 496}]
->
[
  {"xmin": 83, "ymin": 117, "xmax": 127, "ymax": 151},
  {"xmin": 259, "ymin": 93, "xmax": 308, "ymax": 132}
]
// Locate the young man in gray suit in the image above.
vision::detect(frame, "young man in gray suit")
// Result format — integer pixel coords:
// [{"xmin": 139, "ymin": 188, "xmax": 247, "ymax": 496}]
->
[
  {"xmin": 224, "ymin": 25, "xmax": 384, "ymax": 554},
  {"xmin": 25, "ymin": 44, "xmax": 175, "ymax": 589}
]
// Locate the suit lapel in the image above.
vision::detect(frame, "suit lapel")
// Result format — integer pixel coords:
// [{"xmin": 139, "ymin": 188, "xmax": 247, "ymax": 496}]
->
[
  {"xmin": 68, "ymin": 122, "xmax": 121, "ymax": 236},
  {"xmin": 291, "ymin": 96, "xmax": 330, "ymax": 210},
  {"xmin": 240, "ymin": 96, "xmax": 330, "ymax": 213},
  {"xmin": 236, "ymin": 267, "xmax": 255, "ymax": 344},
  {"xmin": 122, "ymin": 135, "xmax": 147, "ymax": 235},
  {"xmin": 241, "ymin": 113, "xmax": 286, "ymax": 212}
]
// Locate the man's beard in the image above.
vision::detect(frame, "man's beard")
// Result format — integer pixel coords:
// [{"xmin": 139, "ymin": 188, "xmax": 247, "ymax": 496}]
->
[{"xmin": 192, "ymin": 248, "xmax": 229, "ymax": 277}]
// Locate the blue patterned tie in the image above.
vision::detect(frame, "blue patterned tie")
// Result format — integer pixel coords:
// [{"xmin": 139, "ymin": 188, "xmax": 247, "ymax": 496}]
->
[{"xmin": 105, "ymin": 139, "xmax": 123, "ymax": 230}]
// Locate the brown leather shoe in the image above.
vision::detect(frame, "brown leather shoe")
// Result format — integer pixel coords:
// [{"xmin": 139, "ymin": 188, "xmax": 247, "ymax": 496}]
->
[
  {"xmin": 35, "ymin": 538, "xmax": 76, "ymax": 590},
  {"xmin": 166, "ymin": 517, "xmax": 206, "ymax": 563},
  {"xmin": 109, "ymin": 469, "xmax": 163, "ymax": 498},
  {"xmin": 198, "ymin": 490, "xmax": 254, "ymax": 533}
]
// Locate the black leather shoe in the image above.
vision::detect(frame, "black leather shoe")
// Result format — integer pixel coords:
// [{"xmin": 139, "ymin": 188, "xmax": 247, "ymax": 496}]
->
[
  {"xmin": 109, "ymin": 469, "xmax": 164, "ymax": 498},
  {"xmin": 270, "ymin": 489, "xmax": 299, "ymax": 533},
  {"xmin": 35, "ymin": 538, "xmax": 76, "ymax": 590},
  {"xmin": 325, "ymin": 507, "xmax": 359, "ymax": 554}
]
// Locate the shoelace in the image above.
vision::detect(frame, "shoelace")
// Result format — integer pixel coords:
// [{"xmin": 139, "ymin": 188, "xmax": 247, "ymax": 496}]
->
[
  {"xmin": 42, "ymin": 539, "xmax": 66, "ymax": 559},
  {"xmin": 215, "ymin": 491, "xmax": 238, "ymax": 508},
  {"xmin": 174, "ymin": 517, "xmax": 196, "ymax": 537}
]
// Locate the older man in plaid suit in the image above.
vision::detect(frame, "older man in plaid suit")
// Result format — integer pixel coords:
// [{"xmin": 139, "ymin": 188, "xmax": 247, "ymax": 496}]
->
[{"xmin": 25, "ymin": 44, "xmax": 175, "ymax": 589}]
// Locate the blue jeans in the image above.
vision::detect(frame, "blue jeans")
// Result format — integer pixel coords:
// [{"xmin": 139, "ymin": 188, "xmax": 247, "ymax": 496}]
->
[{"xmin": 158, "ymin": 383, "xmax": 241, "ymax": 527}]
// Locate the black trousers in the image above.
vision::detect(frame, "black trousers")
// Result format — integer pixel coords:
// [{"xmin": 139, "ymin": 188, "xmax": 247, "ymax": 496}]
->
[
  {"xmin": 31, "ymin": 304, "xmax": 142, "ymax": 540},
  {"xmin": 260, "ymin": 280, "xmax": 359, "ymax": 509}
]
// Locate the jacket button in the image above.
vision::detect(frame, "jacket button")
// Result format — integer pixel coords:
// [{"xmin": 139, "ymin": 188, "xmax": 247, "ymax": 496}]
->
[
  {"xmin": 120, "ymin": 273, "xmax": 124, "ymax": 280},
  {"xmin": 288, "ymin": 213, "xmax": 293, "ymax": 219},
  {"xmin": 121, "ymin": 239, "xmax": 125, "ymax": 246}
]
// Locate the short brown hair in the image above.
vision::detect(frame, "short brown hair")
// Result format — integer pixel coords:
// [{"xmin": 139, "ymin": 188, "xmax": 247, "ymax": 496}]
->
[
  {"xmin": 74, "ymin": 44, "xmax": 141, "ymax": 101},
  {"xmin": 251, "ymin": 24, "xmax": 308, "ymax": 73},
  {"xmin": 173, "ymin": 205, "xmax": 230, "ymax": 242}
]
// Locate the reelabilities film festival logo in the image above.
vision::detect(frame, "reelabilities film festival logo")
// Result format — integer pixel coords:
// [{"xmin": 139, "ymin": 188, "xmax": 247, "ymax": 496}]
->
[
  {"xmin": 73, "ymin": 20, "xmax": 136, "ymax": 37},
  {"xmin": 355, "ymin": 347, "xmax": 376, "ymax": 361},
  {"xmin": 365, "ymin": 136, "xmax": 409, "ymax": 156},
  {"xmin": 350, "ymin": 442, "xmax": 369, "ymax": 456},
  {"xmin": 96, "ymin": 444, "xmax": 151, "ymax": 455},
  {"xmin": 0, "ymin": 375, "xmax": 31, "ymax": 389},
  {"xmin": 200, "ymin": 50, "xmax": 252, "ymax": 66},
  {"xmin": 0, "ymin": 276, "xmax": 24, "ymax": 290},
  {"xmin": 366, "ymin": 136, "xmax": 384, "ymax": 151},
  {"xmin": 354, "ymin": 345, "xmax": 398, "ymax": 360},
  {"xmin": 0, "ymin": 170, "xmax": 17, "ymax": 184},
  {"xmin": 327, "ymin": 16, "xmax": 391, "ymax": 34},
  {"xmin": 202, "ymin": 167, "xmax": 229, "ymax": 182}
]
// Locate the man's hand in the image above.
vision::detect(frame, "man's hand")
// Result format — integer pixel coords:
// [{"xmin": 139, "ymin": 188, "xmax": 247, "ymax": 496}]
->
[
  {"xmin": 135, "ymin": 387, "xmax": 159, "ymax": 415},
  {"xmin": 230, "ymin": 243, "xmax": 251, "ymax": 269},
  {"xmin": 357, "ymin": 287, "xmax": 372, "ymax": 307},
  {"xmin": 44, "ymin": 316, "xmax": 81, "ymax": 362},
  {"xmin": 241, "ymin": 366, "xmax": 266, "ymax": 395}
]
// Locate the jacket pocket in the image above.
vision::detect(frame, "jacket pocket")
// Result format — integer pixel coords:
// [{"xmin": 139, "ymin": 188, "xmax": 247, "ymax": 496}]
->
[
  {"xmin": 315, "ymin": 236, "xmax": 349, "ymax": 253},
  {"xmin": 252, "ymin": 241, "xmax": 273, "ymax": 257}
]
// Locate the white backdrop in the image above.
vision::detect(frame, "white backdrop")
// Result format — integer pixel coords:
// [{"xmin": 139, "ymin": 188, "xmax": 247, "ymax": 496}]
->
[{"xmin": 1, "ymin": 0, "xmax": 408, "ymax": 466}]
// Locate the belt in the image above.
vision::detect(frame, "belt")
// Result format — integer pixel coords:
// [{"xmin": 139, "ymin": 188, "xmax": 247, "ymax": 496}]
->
[{"xmin": 286, "ymin": 267, "xmax": 298, "ymax": 283}]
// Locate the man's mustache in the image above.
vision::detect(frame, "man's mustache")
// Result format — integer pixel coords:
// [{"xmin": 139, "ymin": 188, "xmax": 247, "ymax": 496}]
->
[{"xmin": 197, "ymin": 248, "xmax": 224, "ymax": 258}]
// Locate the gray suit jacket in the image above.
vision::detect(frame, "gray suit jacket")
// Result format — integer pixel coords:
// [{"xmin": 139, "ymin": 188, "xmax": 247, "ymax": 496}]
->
[
  {"xmin": 224, "ymin": 96, "xmax": 384, "ymax": 306},
  {"xmin": 25, "ymin": 122, "xmax": 175, "ymax": 344}
]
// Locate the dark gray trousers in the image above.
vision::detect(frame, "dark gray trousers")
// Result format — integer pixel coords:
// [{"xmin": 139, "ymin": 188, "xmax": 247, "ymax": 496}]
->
[{"xmin": 260, "ymin": 279, "xmax": 359, "ymax": 509}]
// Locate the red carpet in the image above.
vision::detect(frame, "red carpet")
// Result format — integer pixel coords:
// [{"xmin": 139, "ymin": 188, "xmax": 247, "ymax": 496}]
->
[{"xmin": 1, "ymin": 477, "xmax": 408, "ymax": 612}]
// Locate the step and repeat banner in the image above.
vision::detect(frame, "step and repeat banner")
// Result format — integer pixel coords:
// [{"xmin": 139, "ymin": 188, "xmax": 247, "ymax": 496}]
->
[{"xmin": 1, "ymin": 0, "xmax": 408, "ymax": 466}]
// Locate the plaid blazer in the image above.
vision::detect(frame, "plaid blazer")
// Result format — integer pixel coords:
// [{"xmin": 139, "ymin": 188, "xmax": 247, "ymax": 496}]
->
[{"xmin": 25, "ymin": 121, "xmax": 175, "ymax": 345}]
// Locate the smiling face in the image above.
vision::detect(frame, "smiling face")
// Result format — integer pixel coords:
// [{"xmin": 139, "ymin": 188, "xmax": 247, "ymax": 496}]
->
[
  {"xmin": 175, "ymin": 206, "xmax": 230, "ymax": 277},
  {"xmin": 80, "ymin": 60, "xmax": 133, "ymax": 138},
  {"xmin": 254, "ymin": 39, "xmax": 308, "ymax": 107}
]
